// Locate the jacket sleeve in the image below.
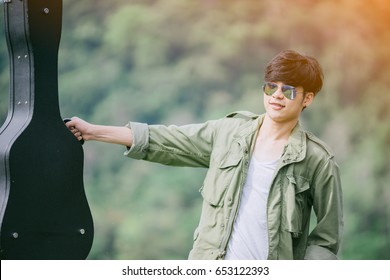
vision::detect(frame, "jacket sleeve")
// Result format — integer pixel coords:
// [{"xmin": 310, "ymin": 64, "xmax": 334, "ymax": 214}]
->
[
  {"xmin": 124, "ymin": 120, "xmax": 220, "ymax": 168},
  {"xmin": 305, "ymin": 157, "xmax": 344, "ymax": 260}
]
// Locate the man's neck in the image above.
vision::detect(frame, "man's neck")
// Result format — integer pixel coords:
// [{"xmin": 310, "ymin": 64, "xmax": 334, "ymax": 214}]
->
[{"xmin": 259, "ymin": 114, "xmax": 298, "ymax": 141}]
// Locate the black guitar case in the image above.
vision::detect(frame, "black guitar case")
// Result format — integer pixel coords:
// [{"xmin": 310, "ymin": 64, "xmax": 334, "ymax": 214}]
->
[{"xmin": 0, "ymin": 0, "xmax": 93, "ymax": 259}]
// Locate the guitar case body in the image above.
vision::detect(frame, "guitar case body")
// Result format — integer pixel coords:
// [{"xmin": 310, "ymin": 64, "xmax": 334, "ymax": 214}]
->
[{"xmin": 0, "ymin": 0, "xmax": 93, "ymax": 259}]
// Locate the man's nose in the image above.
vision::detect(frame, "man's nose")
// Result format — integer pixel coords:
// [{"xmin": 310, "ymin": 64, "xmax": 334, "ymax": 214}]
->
[{"xmin": 272, "ymin": 87, "xmax": 284, "ymax": 99}]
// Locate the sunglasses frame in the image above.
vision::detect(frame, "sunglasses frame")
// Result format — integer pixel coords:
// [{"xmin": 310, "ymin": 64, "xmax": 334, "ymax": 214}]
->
[{"xmin": 262, "ymin": 82, "xmax": 298, "ymax": 100}]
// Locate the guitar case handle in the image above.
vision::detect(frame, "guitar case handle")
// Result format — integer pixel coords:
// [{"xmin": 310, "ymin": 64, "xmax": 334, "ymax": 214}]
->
[{"xmin": 63, "ymin": 118, "xmax": 85, "ymax": 145}]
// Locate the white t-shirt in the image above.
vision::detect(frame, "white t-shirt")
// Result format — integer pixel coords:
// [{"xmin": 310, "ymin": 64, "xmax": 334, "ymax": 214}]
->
[{"xmin": 225, "ymin": 156, "xmax": 278, "ymax": 260}]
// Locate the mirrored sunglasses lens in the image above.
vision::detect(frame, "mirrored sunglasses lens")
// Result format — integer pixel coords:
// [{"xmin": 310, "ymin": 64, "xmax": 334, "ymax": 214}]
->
[
  {"xmin": 282, "ymin": 86, "xmax": 295, "ymax": 100},
  {"xmin": 263, "ymin": 83, "xmax": 277, "ymax": 95}
]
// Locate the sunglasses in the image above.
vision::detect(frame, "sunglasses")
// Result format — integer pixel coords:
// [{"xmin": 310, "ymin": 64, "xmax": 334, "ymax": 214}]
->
[{"xmin": 262, "ymin": 82, "xmax": 298, "ymax": 100}]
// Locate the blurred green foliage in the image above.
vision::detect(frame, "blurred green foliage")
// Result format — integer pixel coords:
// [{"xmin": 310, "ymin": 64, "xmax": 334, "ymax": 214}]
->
[{"xmin": 0, "ymin": 0, "xmax": 389, "ymax": 259}]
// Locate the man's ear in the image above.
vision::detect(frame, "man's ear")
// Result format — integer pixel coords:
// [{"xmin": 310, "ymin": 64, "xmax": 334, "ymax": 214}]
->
[{"xmin": 303, "ymin": 92, "xmax": 314, "ymax": 108}]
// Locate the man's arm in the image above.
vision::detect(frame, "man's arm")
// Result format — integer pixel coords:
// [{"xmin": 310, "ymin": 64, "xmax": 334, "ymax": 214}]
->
[
  {"xmin": 125, "ymin": 120, "xmax": 218, "ymax": 167},
  {"xmin": 65, "ymin": 117, "xmax": 133, "ymax": 147},
  {"xmin": 305, "ymin": 157, "xmax": 344, "ymax": 259}
]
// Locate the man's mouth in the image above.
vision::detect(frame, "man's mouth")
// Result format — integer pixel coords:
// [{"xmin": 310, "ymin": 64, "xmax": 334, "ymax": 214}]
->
[{"xmin": 269, "ymin": 102, "xmax": 285, "ymax": 110}]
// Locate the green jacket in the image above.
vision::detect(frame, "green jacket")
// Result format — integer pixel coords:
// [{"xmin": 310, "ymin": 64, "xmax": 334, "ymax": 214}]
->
[{"xmin": 125, "ymin": 111, "xmax": 343, "ymax": 260}]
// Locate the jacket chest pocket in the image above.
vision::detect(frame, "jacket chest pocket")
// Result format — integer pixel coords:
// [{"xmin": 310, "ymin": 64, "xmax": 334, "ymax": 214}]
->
[
  {"xmin": 201, "ymin": 151, "xmax": 242, "ymax": 207},
  {"xmin": 283, "ymin": 174, "xmax": 310, "ymax": 237}
]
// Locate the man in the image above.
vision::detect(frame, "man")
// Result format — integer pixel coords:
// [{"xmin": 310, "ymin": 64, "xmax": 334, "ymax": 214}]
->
[{"xmin": 66, "ymin": 50, "xmax": 343, "ymax": 260}]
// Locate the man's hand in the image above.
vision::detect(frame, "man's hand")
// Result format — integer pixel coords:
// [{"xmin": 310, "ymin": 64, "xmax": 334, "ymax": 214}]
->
[{"xmin": 65, "ymin": 117, "xmax": 91, "ymax": 142}]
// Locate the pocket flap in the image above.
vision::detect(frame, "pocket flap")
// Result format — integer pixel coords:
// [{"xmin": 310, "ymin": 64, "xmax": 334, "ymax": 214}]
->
[
  {"xmin": 217, "ymin": 153, "xmax": 242, "ymax": 169},
  {"xmin": 200, "ymin": 184, "xmax": 226, "ymax": 207},
  {"xmin": 287, "ymin": 174, "xmax": 310, "ymax": 194}
]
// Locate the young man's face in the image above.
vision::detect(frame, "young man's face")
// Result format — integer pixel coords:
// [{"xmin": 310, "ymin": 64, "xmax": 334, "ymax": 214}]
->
[{"xmin": 263, "ymin": 82, "xmax": 313, "ymax": 124}]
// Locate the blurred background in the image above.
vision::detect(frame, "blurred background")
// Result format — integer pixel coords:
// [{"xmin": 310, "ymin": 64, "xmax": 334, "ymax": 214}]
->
[{"xmin": 0, "ymin": 0, "xmax": 389, "ymax": 259}]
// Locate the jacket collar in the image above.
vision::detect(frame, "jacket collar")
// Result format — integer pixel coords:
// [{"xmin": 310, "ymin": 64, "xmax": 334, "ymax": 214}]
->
[
  {"xmin": 231, "ymin": 113, "xmax": 307, "ymax": 164},
  {"xmin": 281, "ymin": 121, "xmax": 307, "ymax": 164}
]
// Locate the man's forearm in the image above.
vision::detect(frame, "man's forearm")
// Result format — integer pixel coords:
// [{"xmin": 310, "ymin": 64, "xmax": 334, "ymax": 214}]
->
[{"xmin": 89, "ymin": 125, "xmax": 133, "ymax": 147}]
